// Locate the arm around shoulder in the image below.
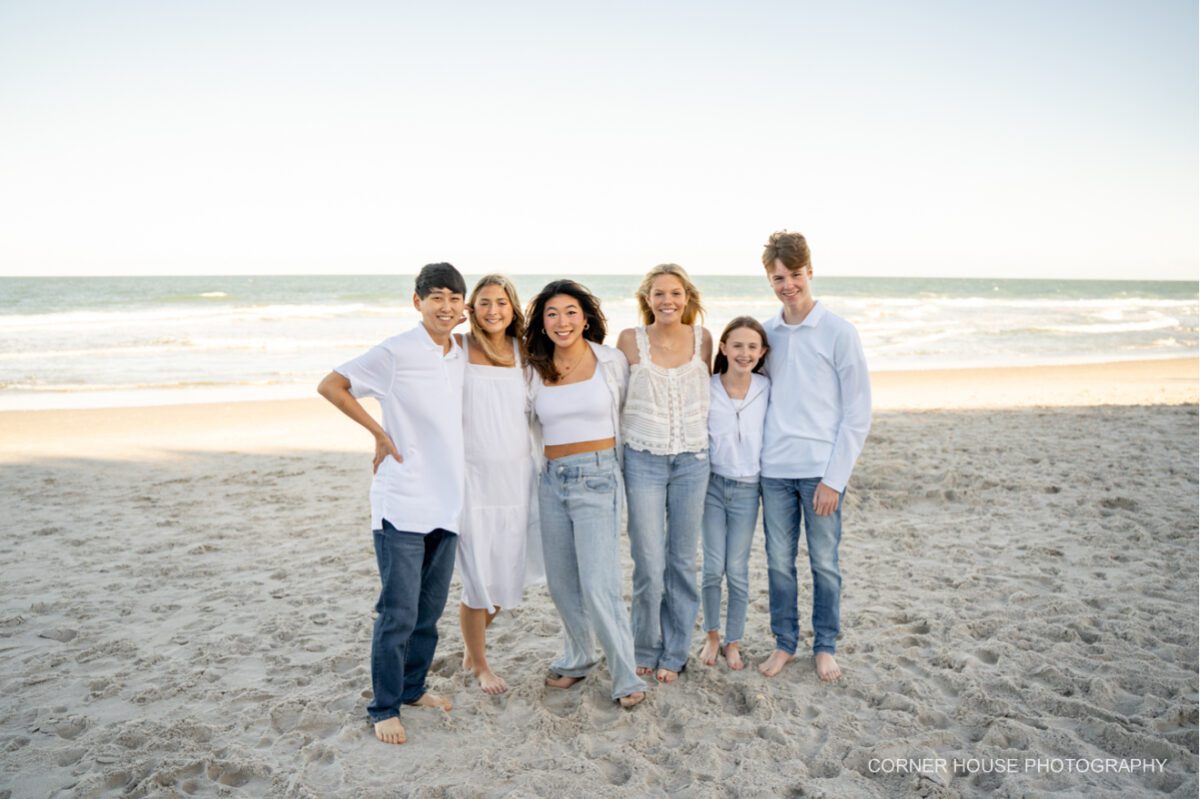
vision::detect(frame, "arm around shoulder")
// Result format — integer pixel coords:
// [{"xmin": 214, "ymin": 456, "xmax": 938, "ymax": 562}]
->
[{"xmin": 615, "ymin": 328, "xmax": 639, "ymax": 366}]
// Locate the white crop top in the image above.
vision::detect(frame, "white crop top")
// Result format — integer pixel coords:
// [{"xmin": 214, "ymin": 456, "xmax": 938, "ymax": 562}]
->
[
  {"xmin": 534, "ymin": 368, "xmax": 616, "ymax": 446},
  {"xmin": 622, "ymin": 325, "xmax": 710, "ymax": 455}
]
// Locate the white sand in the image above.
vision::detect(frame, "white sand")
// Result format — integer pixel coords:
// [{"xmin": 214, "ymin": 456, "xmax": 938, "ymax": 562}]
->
[{"xmin": 0, "ymin": 360, "xmax": 1196, "ymax": 798}]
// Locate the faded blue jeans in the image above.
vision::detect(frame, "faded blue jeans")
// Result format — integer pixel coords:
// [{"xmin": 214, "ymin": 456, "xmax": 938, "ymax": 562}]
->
[
  {"xmin": 539, "ymin": 449, "xmax": 646, "ymax": 700},
  {"xmin": 700, "ymin": 473, "xmax": 761, "ymax": 644},
  {"xmin": 367, "ymin": 521, "xmax": 458, "ymax": 723},
  {"xmin": 761, "ymin": 477, "xmax": 843, "ymax": 655},
  {"xmin": 624, "ymin": 446, "xmax": 709, "ymax": 672}
]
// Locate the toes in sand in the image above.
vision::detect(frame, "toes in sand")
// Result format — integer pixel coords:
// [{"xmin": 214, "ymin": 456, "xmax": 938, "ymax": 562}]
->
[
  {"xmin": 618, "ymin": 691, "xmax": 646, "ymax": 709},
  {"xmin": 374, "ymin": 717, "xmax": 407, "ymax": 745},
  {"xmin": 814, "ymin": 652, "xmax": 842, "ymax": 683},
  {"xmin": 724, "ymin": 642, "xmax": 744, "ymax": 671},
  {"xmin": 544, "ymin": 673, "xmax": 584, "ymax": 689},
  {"xmin": 411, "ymin": 692, "xmax": 453, "ymax": 711},
  {"xmin": 699, "ymin": 635, "xmax": 720, "ymax": 666},
  {"xmin": 757, "ymin": 649, "xmax": 796, "ymax": 678},
  {"xmin": 477, "ymin": 669, "xmax": 508, "ymax": 695}
]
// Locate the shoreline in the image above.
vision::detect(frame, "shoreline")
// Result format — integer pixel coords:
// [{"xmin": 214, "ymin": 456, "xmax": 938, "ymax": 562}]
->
[{"xmin": 0, "ymin": 358, "xmax": 1194, "ymax": 463}]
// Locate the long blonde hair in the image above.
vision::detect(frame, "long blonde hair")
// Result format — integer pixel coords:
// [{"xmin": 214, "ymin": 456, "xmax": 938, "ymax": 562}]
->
[
  {"xmin": 468, "ymin": 274, "xmax": 524, "ymax": 366},
  {"xmin": 636, "ymin": 263, "xmax": 704, "ymax": 326}
]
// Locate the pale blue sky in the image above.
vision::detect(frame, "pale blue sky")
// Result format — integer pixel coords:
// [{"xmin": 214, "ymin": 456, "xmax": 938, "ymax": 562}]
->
[{"xmin": 1, "ymin": 1, "xmax": 1196, "ymax": 278}]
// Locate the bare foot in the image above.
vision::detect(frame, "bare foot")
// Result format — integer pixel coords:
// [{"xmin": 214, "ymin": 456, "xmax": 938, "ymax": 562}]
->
[
  {"xmin": 815, "ymin": 652, "xmax": 843, "ymax": 683},
  {"xmin": 476, "ymin": 668, "xmax": 508, "ymax": 695},
  {"xmin": 618, "ymin": 691, "xmax": 646, "ymax": 708},
  {"xmin": 462, "ymin": 652, "xmax": 474, "ymax": 672},
  {"xmin": 724, "ymin": 642, "xmax": 744, "ymax": 671},
  {"xmin": 544, "ymin": 672, "xmax": 585, "ymax": 689},
  {"xmin": 373, "ymin": 716, "xmax": 406, "ymax": 744},
  {"xmin": 411, "ymin": 692, "xmax": 453, "ymax": 711},
  {"xmin": 757, "ymin": 649, "xmax": 796, "ymax": 678},
  {"xmin": 656, "ymin": 668, "xmax": 680, "ymax": 684},
  {"xmin": 699, "ymin": 633, "xmax": 720, "ymax": 666},
  {"xmin": 636, "ymin": 666, "xmax": 654, "ymax": 677}
]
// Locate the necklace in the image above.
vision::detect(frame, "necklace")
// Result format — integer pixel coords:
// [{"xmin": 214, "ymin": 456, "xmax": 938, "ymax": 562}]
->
[{"xmin": 554, "ymin": 345, "xmax": 588, "ymax": 376}]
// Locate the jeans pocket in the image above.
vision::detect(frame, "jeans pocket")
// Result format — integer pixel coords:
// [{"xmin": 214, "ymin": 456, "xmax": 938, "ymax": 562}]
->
[{"xmin": 584, "ymin": 475, "xmax": 615, "ymax": 492}]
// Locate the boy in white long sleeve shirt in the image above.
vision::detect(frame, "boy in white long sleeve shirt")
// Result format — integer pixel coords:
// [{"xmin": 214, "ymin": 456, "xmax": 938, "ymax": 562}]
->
[{"xmin": 757, "ymin": 231, "xmax": 872, "ymax": 683}]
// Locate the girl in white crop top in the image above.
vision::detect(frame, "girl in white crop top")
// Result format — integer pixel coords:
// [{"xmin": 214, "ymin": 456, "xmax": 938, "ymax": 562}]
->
[
  {"xmin": 615, "ymin": 263, "xmax": 713, "ymax": 684},
  {"xmin": 523, "ymin": 280, "xmax": 647, "ymax": 708}
]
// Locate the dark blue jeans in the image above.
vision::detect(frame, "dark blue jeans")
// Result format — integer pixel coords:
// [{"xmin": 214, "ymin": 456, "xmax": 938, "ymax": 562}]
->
[
  {"xmin": 367, "ymin": 521, "xmax": 457, "ymax": 723},
  {"xmin": 761, "ymin": 477, "xmax": 842, "ymax": 656}
]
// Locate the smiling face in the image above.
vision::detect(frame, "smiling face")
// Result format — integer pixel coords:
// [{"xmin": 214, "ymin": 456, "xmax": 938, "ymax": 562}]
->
[
  {"xmin": 470, "ymin": 283, "xmax": 514, "ymax": 337},
  {"xmin": 720, "ymin": 326, "xmax": 765, "ymax": 377},
  {"xmin": 769, "ymin": 258, "xmax": 814, "ymax": 319},
  {"xmin": 542, "ymin": 293, "xmax": 587, "ymax": 352},
  {"xmin": 413, "ymin": 287, "xmax": 465, "ymax": 340},
  {"xmin": 647, "ymin": 274, "xmax": 688, "ymax": 326}
]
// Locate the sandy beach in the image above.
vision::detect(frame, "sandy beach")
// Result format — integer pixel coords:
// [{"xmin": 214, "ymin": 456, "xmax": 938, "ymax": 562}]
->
[{"xmin": 0, "ymin": 358, "xmax": 1196, "ymax": 798}]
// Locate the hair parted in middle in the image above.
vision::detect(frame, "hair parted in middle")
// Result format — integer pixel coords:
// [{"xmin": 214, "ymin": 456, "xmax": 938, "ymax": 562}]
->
[
  {"xmin": 467, "ymin": 274, "xmax": 525, "ymax": 366},
  {"xmin": 636, "ymin": 263, "xmax": 705, "ymax": 326},
  {"xmin": 712, "ymin": 315, "xmax": 770, "ymax": 375},
  {"xmin": 522, "ymin": 279, "xmax": 607, "ymax": 384}
]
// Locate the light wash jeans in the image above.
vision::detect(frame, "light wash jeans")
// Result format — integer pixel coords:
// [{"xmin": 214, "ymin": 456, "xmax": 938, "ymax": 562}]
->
[
  {"xmin": 761, "ymin": 477, "xmax": 843, "ymax": 655},
  {"xmin": 700, "ymin": 473, "xmax": 760, "ymax": 644},
  {"xmin": 539, "ymin": 449, "xmax": 646, "ymax": 700},
  {"xmin": 624, "ymin": 446, "xmax": 709, "ymax": 672}
]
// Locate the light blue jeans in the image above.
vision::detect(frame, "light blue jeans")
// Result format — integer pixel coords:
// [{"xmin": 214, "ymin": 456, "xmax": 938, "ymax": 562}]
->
[
  {"xmin": 624, "ymin": 446, "xmax": 709, "ymax": 672},
  {"xmin": 539, "ymin": 449, "xmax": 646, "ymax": 700},
  {"xmin": 700, "ymin": 473, "xmax": 760, "ymax": 644},
  {"xmin": 761, "ymin": 477, "xmax": 843, "ymax": 655}
]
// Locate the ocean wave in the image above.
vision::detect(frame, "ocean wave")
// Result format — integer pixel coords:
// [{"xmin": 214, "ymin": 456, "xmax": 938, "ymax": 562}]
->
[{"xmin": 1035, "ymin": 318, "xmax": 1181, "ymax": 334}]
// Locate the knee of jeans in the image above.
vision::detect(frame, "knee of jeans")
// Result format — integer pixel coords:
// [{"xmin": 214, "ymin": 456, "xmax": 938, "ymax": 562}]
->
[
  {"xmin": 374, "ymin": 604, "xmax": 417, "ymax": 637},
  {"xmin": 725, "ymin": 567, "xmax": 750, "ymax": 594},
  {"xmin": 810, "ymin": 557, "xmax": 841, "ymax": 584}
]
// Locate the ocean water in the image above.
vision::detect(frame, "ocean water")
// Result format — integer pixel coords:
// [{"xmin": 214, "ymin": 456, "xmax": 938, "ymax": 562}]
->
[{"xmin": 0, "ymin": 275, "xmax": 1196, "ymax": 410}]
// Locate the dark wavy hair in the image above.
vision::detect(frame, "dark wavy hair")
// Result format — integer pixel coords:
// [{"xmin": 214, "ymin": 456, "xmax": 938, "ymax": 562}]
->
[
  {"xmin": 523, "ymin": 279, "xmax": 607, "ymax": 383},
  {"xmin": 712, "ymin": 316, "xmax": 769, "ymax": 375}
]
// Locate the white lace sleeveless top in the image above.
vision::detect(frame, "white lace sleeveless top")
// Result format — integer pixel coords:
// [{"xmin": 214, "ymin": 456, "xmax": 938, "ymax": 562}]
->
[{"xmin": 621, "ymin": 325, "xmax": 710, "ymax": 455}]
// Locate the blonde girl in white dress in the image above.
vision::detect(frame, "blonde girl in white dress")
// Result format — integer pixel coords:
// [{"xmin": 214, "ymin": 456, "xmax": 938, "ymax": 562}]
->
[{"xmin": 457, "ymin": 274, "xmax": 537, "ymax": 695}]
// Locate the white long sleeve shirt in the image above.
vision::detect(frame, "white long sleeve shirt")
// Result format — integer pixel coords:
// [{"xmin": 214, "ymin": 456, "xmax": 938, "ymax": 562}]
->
[{"xmin": 761, "ymin": 302, "xmax": 872, "ymax": 492}]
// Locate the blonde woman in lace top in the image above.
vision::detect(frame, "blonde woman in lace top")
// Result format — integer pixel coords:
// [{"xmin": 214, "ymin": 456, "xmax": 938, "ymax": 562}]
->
[{"xmin": 615, "ymin": 264, "xmax": 713, "ymax": 684}]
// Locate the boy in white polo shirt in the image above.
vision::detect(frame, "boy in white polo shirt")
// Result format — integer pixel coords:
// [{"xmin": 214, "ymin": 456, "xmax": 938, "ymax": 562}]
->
[
  {"xmin": 317, "ymin": 262, "xmax": 467, "ymax": 745},
  {"xmin": 756, "ymin": 231, "xmax": 871, "ymax": 684}
]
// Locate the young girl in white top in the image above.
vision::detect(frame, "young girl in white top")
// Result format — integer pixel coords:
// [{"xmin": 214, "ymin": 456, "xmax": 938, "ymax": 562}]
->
[
  {"xmin": 616, "ymin": 264, "xmax": 713, "ymax": 683},
  {"xmin": 457, "ymin": 275, "xmax": 535, "ymax": 695},
  {"xmin": 698, "ymin": 316, "xmax": 770, "ymax": 671}
]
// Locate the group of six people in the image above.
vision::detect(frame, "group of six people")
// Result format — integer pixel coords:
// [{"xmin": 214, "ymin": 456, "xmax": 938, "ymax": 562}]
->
[{"xmin": 318, "ymin": 230, "xmax": 872, "ymax": 745}]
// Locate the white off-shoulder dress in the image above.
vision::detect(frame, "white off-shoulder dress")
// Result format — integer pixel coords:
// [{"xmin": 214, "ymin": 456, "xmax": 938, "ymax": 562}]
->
[{"xmin": 458, "ymin": 336, "xmax": 539, "ymax": 609}]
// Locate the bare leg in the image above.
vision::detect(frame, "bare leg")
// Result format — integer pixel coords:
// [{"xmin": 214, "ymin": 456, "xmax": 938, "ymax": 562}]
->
[
  {"xmin": 814, "ymin": 652, "xmax": 842, "ymax": 683},
  {"xmin": 757, "ymin": 649, "xmax": 796, "ymax": 678},
  {"xmin": 699, "ymin": 630, "xmax": 720, "ymax": 666},
  {"xmin": 373, "ymin": 717, "xmax": 406, "ymax": 744},
  {"xmin": 459, "ymin": 603, "xmax": 507, "ymax": 695}
]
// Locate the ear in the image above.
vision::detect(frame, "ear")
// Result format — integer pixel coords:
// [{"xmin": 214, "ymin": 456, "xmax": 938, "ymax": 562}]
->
[{"xmin": 412, "ymin": 292, "xmax": 422, "ymax": 311}]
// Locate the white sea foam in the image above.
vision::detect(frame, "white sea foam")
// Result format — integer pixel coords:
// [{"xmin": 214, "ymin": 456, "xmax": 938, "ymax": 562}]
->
[{"xmin": 1, "ymin": 278, "xmax": 1194, "ymax": 409}]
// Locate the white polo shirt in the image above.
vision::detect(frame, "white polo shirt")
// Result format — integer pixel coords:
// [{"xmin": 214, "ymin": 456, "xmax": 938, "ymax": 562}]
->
[
  {"xmin": 335, "ymin": 323, "xmax": 466, "ymax": 534},
  {"xmin": 761, "ymin": 302, "xmax": 872, "ymax": 492}
]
